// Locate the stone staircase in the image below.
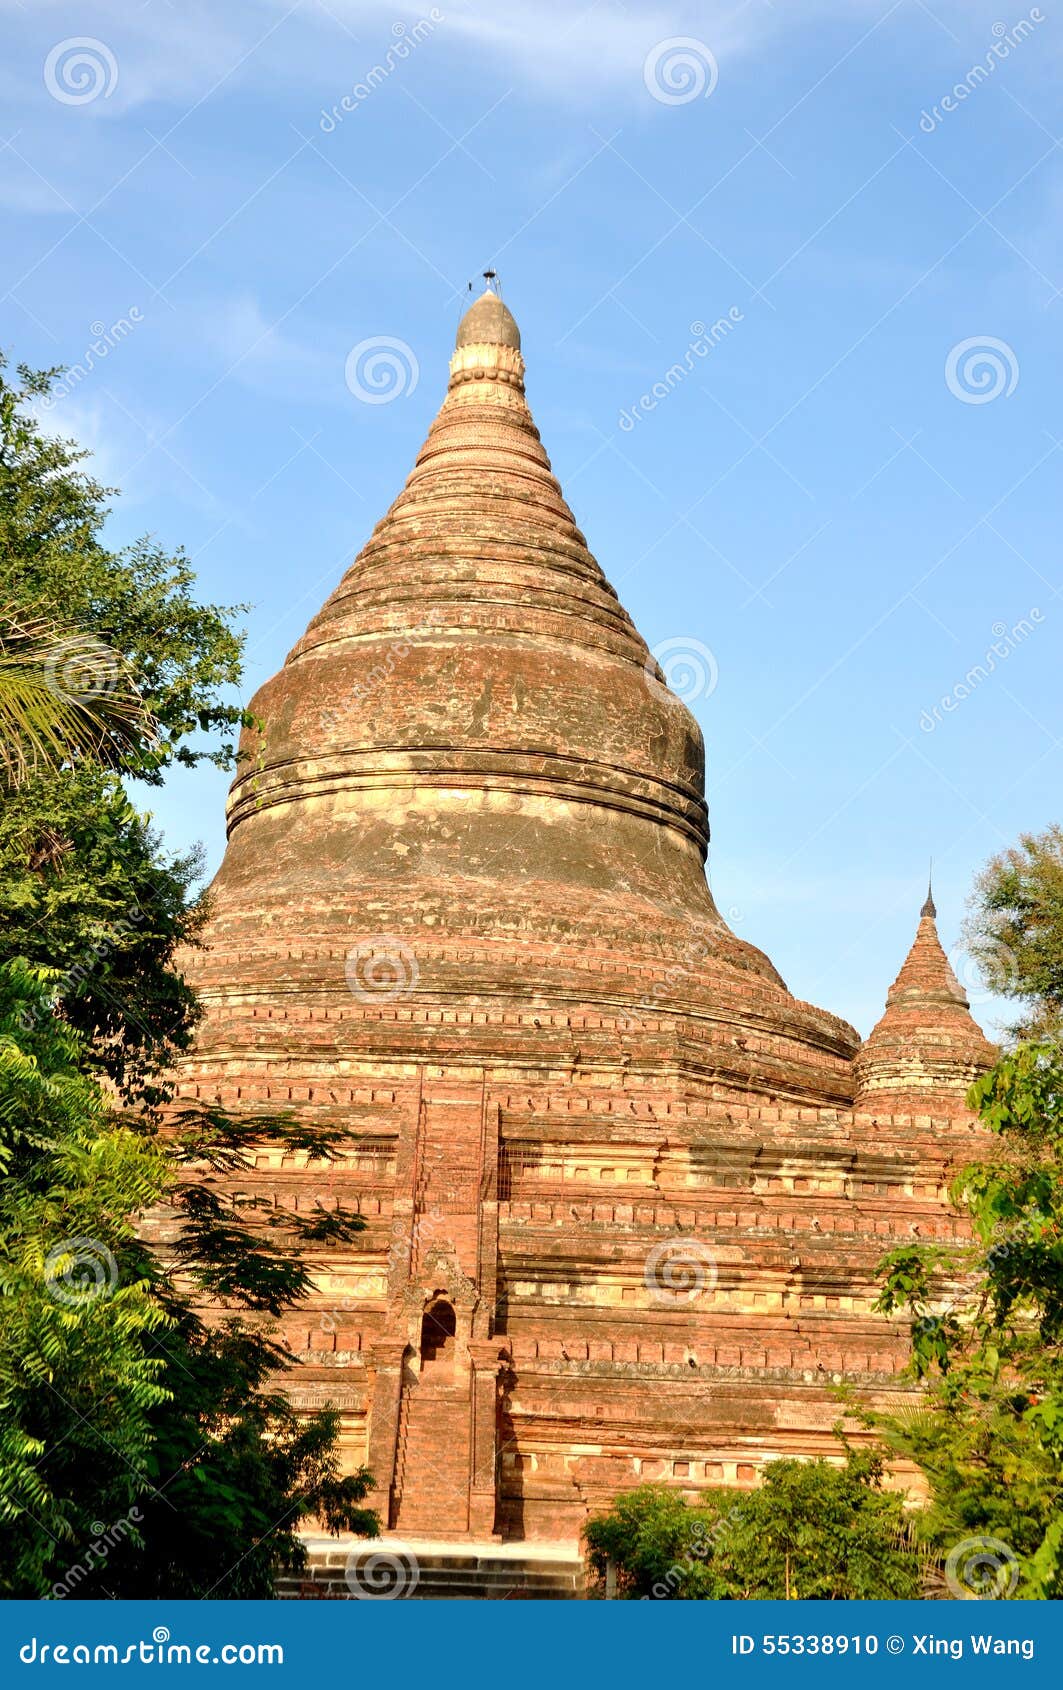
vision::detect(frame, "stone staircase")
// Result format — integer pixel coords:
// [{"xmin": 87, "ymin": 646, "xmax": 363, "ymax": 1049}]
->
[
  {"xmin": 391, "ymin": 1375, "xmax": 472, "ymax": 1537},
  {"xmin": 280, "ymin": 1540, "xmax": 585, "ymax": 1601}
]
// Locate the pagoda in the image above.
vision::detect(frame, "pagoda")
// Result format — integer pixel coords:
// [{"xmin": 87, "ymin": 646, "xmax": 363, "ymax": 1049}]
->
[{"xmin": 176, "ymin": 284, "xmax": 996, "ymax": 1542}]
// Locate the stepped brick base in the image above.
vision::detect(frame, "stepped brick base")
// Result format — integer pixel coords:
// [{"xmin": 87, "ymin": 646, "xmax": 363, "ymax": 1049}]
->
[{"xmin": 279, "ymin": 1539, "xmax": 584, "ymax": 1601}]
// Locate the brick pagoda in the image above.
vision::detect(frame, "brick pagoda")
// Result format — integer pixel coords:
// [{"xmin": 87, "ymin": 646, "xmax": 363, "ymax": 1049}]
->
[{"xmin": 176, "ymin": 285, "xmax": 996, "ymax": 1543}]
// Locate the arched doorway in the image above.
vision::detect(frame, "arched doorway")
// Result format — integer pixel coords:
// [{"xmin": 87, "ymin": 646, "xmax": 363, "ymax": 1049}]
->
[{"xmin": 419, "ymin": 1297, "xmax": 456, "ymax": 1365}]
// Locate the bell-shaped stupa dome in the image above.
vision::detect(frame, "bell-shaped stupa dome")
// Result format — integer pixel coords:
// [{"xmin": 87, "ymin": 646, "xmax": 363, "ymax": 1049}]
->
[{"xmin": 182, "ymin": 282, "xmax": 859, "ymax": 1105}]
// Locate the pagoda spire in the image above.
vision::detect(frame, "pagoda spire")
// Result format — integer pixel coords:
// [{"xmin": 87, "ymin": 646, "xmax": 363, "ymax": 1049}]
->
[
  {"xmin": 216, "ymin": 279, "xmax": 806, "ymax": 1002},
  {"xmin": 854, "ymin": 885, "xmax": 996, "ymax": 1114}
]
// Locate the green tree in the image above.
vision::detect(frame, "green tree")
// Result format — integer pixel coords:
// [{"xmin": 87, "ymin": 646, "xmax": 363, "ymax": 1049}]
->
[
  {"xmin": 0, "ymin": 766, "xmax": 204, "ymax": 1105},
  {"xmin": 0, "ymin": 959, "xmax": 170, "ymax": 1597},
  {"xmin": 55, "ymin": 1099, "xmax": 378, "ymax": 1600},
  {"xmin": 0, "ymin": 610, "xmax": 149, "ymax": 791},
  {"xmin": 0, "ymin": 360, "xmax": 378, "ymax": 1598},
  {"xmin": 876, "ymin": 1042, "xmax": 1063, "ymax": 1598},
  {"xmin": 715, "ymin": 1450, "xmax": 922, "ymax": 1600},
  {"xmin": 584, "ymin": 1450, "xmax": 922, "ymax": 1599},
  {"xmin": 0, "ymin": 964, "xmax": 378, "ymax": 1599},
  {"xmin": 964, "ymin": 825, "xmax": 1063, "ymax": 1039},
  {"xmin": 0, "ymin": 356, "xmax": 247, "ymax": 783},
  {"xmin": 0, "ymin": 357, "xmax": 251, "ymax": 1103},
  {"xmin": 584, "ymin": 1484, "xmax": 726, "ymax": 1599},
  {"xmin": 875, "ymin": 820, "xmax": 1063, "ymax": 1599}
]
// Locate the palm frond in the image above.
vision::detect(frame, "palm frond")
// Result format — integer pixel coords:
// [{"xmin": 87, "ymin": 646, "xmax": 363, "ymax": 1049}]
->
[{"xmin": 0, "ymin": 610, "xmax": 154, "ymax": 788}]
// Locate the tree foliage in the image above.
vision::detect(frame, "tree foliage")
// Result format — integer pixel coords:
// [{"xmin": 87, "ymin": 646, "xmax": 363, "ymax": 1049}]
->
[
  {"xmin": 0, "ymin": 609, "xmax": 150, "ymax": 792},
  {"xmin": 0, "ymin": 362, "xmax": 377, "ymax": 1599},
  {"xmin": 875, "ymin": 1042, "xmax": 1063, "ymax": 1598},
  {"xmin": 584, "ymin": 1484, "xmax": 725, "ymax": 1599},
  {"xmin": 964, "ymin": 825, "xmax": 1063, "ymax": 1039},
  {"xmin": 0, "ymin": 960, "xmax": 170, "ymax": 1598},
  {"xmin": 59, "ymin": 1101, "xmax": 378, "ymax": 1599},
  {"xmin": 0, "ymin": 356, "xmax": 251, "ymax": 1101},
  {"xmin": 584, "ymin": 1450, "xmax": 922, "ymax": 1599},
  {"xmin": 0, "ymin": 356, "xmax": 248, "ymax": 782},
  {"xmin": 0, "ymin": 765, "xmax": 205, "ymax": 1105},
  {"xmin": 0, "ymin": 964, "xmax": 378, "ymax": 1599}
]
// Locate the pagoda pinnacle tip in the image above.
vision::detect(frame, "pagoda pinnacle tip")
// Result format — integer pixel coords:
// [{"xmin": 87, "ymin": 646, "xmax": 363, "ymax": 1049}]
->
[
  {"xmin": 921, "ymin": 873, "xmax": 937, "ymax": 920},
  {"xmin": 455, "ymin": 283, "xmax": 521, "ymax": 352}
]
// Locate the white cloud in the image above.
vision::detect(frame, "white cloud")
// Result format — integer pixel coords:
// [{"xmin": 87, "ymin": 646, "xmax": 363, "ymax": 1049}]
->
[
  {"xmin": 29, "ymin": 387, "xmax": 230, "ymax": 524},
  {"xmin": 4, "ymin": 0, "xmax": 1033, "ymax": 125},
  {"xmin": 0, "ymin": 157, "xmax": 71, "ymax": 215},
  {"xmin": 29, "ymin": 391, "xmax": 132, "ymax": 488},
  {"xmin": 202, "ymin": 293, "xmax": 339, "ymax": 402}
]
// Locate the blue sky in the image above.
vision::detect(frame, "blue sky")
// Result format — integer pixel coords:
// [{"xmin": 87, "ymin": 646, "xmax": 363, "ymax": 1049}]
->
[{"xmin": 3, "ymin": 0, "xmax": 1060, "ymax": 1037}]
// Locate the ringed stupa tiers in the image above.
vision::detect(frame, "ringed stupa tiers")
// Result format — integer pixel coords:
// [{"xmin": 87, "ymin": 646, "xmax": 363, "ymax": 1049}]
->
[{"xmin": 177, "ymin": 282, "xmax": 996, "ymax": 1543}]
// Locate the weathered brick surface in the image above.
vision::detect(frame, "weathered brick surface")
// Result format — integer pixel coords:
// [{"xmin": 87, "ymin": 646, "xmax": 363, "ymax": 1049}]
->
[
  {"xmin": 854, "ymin": 888, "xmax": 996, "ymax": 1110},
  {"xmin": 175, "ymin": 290, "xmax": 995, "ymax": 1544}
]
